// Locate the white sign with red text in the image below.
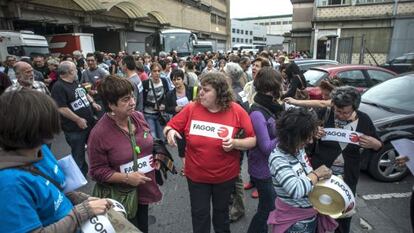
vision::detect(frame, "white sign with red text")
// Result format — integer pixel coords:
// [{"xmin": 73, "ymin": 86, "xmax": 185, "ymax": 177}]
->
[
  {"xmin": 189, "ymin": 120, "xmax": 234, "ymax": 140},
  {"xmin": 321, "ymin": 128, "xmax": 363, "ymax": 145},
  {"xmin": 119, "ymin": 154, "xmax": 154, "ymax": 174}
]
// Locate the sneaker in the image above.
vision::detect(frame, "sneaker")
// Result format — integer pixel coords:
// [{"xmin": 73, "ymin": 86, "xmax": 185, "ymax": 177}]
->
[
  {"xmin": 251, "ymin": 189, "xmax": 259, "ymax": 199},
  {"xmin": 243, "ymin": 182, "xmax": 254, "ymax": 190}
]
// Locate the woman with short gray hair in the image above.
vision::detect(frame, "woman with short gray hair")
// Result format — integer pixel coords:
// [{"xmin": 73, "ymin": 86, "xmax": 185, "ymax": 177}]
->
[{"xmin": 310, "ymin": 86, "xmax": 382, "ymax": 233}]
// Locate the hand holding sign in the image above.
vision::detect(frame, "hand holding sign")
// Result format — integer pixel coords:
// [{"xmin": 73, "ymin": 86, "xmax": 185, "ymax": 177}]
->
[
  {"xmin": 359, "ymin": 135, "xmax": 382, "ymax": 151},
  {"xmin": 127, "ymin": 171, "xmax": 152, "ymax": 186}
]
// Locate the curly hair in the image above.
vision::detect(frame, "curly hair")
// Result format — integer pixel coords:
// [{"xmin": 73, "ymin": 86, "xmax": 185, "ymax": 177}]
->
[
  {"xmin": 276, "ymin": 108, "xmax": 318, "ymax": 155},
  {"xmin": 330, "ymin": 86, "xmax": 361, "ymax": 110},
  {"xmin": 199, "ymin": 72, "xmax": 234, "ymax": 111}
]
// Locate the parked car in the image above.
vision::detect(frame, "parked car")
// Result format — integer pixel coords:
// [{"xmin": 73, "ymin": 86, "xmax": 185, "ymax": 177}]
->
[
  {"xmin": 381, "ymin": 52, "xmax": 414, "ymax": 74},
  {"xmin": 293, "ymin": 59, "xmax": 339, "ymax": 73},
  {"xmin": 359, "ymin": 72, "xmax": 414, "ymax": 182},
  {"xmin": 304, "ymin": 64, "xmax": 397, "ymax": 99}
]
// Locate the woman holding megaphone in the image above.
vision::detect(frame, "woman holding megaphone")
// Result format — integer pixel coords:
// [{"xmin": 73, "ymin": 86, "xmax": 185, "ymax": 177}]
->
[{"xmin": 268, "ymin": 108, "xmax": 337, "ymax": 233}]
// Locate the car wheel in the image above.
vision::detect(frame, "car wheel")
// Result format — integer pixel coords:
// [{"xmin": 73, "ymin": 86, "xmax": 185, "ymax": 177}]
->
[{"xmin": 368, "ymin": 142, "xmax": 409, "ymax": 182}]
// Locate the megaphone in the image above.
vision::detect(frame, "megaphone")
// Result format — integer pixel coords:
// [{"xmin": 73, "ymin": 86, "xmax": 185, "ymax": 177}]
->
[{"xmin": 309, "ymin": 175, "xmax": 356, "ymax": 219}]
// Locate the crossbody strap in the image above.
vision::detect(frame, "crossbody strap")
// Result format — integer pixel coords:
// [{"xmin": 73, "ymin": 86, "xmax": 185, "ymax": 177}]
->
[
  {"xmin": 19, "ymin": 166, "xmax": 64, "ymax": 191},
  {"xmin": 149, "ymin": 80, "xmax": 162, "ymax": 110},
  {"xmin": 127, "ymin": 117, "xmax": 139, "ymax": 172}
]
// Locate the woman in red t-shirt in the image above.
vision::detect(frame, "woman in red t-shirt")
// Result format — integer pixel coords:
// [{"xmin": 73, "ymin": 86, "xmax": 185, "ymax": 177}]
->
[{"xmin": 163, "ymin": 72, "xmax": 256, "ymax": 233}]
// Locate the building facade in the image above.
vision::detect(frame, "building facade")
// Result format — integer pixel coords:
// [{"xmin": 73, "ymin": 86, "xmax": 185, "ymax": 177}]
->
[
  {"xmin": 291, "ymin": 0, "xmax": 414, "ymax": 64},
  {"xmin": 235, "ymin": 15, "xmax": 293, "ymax": 36},
  {"xmin": 0, "ymin": 0, "xmax": 230, "ymax": 53},
  {"xmin": 230, "ymin": 19, "xmax": 267, "ymax": 48}
]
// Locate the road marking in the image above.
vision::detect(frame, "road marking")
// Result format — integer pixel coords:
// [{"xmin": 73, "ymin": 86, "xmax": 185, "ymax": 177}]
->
[{"xmin": 361, "ymin": 192, "xmax": 412, "ymax": 200}]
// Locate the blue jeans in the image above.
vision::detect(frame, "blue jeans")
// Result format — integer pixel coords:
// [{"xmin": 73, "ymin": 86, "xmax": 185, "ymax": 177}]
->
[
  {"xmin": 64, "ymin": 129, "xmax": 90, "ymax": 176},
  {"xmin": 286, "ymin": 216, "xmax": 317, "ymax": 233},
  {"xmin": 247, "ymin": 177, "xmax": 276, "ymax": 233},
  {"xmin": 144, "ymin": 113, "xmax": 165, "ymax": 141}
]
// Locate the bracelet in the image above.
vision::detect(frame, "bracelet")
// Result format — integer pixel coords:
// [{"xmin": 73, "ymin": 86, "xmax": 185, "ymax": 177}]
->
[
  {"xmin": 310, "ymin": 171, "xmax": 320, "ymax": 181},
  {"xmin": 165, "ymin": 128, "xmax": 173, "ymax": 137}
]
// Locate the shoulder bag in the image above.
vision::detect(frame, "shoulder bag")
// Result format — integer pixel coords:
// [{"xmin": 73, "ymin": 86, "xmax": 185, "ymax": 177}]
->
[
  {"xmin": 294, "ymin": 75, "xmax": 310, "ymax": 100},
  {"xmin": 92, "ymin": 117, "xmax": 139, "ymax": 219}
]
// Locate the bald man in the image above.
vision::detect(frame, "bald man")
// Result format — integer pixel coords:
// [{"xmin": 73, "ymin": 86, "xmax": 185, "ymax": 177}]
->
[{"xmin": 5, "ymin": 61, "xmax": 49, "ymax": 95}]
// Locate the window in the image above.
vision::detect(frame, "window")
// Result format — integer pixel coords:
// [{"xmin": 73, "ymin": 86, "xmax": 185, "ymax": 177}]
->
[
  {"xmin": 245, "ymin": 30, "xmax": 248, "ymax": 35},
  {"xmin": 356, "ymin": 0, "xmax": 386, "ymax": 4},
  {"xmin": 276, "ymin": 21, "xmax": 281, "ymax": 25},
  {"xmin": 210, "ymin": 14, "xmax": 216, "ymax": 23},
  {"xmin": 337, "ymin": 70, "xmax": 368, "ymax": 87},
  {"xmin": 250, "ymin": 39, "xmax": 252, "ymax": 43},
  {"xmin": 236, "ymin": 38, "xmax": 240, "ymax": 42},
  {"xmin": 237, "ymin": 29, "xmax": 240, "ymax": 34},
  {"xmin": 367, "ymin": 70, "xmax": 394, "ymax": 86},
  {"xmin": 282, "ymin": 21, "xmax": 288, "ymax": 25},
  {"xmin": 241, "ymin": 30, "xmax": 244, "ymax": 34},
  {"xmin": 218, "ymin": 16, "xmax": 226, "ymax": 26},
  {"xmin": 250, "ymin": 31, "xmax": 253, "ymax": 35},
  {"xmin": 232, "ymin": 28, "xmax": 235, "ymax": 33},
  {"xmin": 241, "ymin": 38, "xmax": 244, "ymax": 43},
  {"xmin": 271, "ymin": 22, "xmax": 276, "ymax": 25},
  {"xmin": 232, "ymin": 38, "xmax": 235, "ymax": 42},
  {"xmin": 318, "ymin": 0, "xmax": 351, "ymax": 6}
]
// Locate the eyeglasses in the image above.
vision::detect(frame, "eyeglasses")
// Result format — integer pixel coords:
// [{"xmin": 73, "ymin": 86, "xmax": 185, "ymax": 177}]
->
[{"xmin": 334, "ymin": 108, "xmax": 354, "ymax": 117}]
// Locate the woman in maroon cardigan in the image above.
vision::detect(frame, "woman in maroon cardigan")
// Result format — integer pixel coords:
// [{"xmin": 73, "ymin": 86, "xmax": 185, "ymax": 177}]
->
[{"xmin": 87, "ymin": 75, "xmax": 162, "ymax": 233}]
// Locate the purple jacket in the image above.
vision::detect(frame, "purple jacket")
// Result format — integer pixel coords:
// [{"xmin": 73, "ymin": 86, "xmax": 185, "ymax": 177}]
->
[
  {"xmin": 268, "ymin": 198, "xmax": 338, "ymax": 233},
  {"xmin": 248, "ymin": 110, "xmax": 278, "ymax": 179}
]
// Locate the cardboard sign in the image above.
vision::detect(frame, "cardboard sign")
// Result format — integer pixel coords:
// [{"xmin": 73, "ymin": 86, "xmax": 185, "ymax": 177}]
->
[{"xmin": 321, "ymin": 128, "xmax": 363, "ymax": 145}]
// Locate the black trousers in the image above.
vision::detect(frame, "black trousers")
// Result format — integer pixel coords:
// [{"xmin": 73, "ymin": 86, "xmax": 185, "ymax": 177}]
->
[
  {"xmin": 128, "ymin": 204, "xmax": 149, "ymax": 233},
  {"xmin": 187, "ymin": 177, "xmax": 236, "ymax": 233}
]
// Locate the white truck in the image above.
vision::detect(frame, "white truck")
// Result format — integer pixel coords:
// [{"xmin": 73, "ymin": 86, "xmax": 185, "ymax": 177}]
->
[{"xmin": 0, "ymin": 30, "xmax": 49, "ymax": 61}]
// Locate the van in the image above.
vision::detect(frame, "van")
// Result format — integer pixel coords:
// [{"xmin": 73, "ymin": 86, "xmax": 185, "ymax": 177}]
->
[
  {"xmin": 0, "ymin": 30, "xmax": 49, "ymax": 61},
  {"xmin": 193, "ymin": 41, "xmax": 214, "ymax": 54},
  {"xmin": 232, "ymin": 44, "xmax": 258, "ymax": 54}
]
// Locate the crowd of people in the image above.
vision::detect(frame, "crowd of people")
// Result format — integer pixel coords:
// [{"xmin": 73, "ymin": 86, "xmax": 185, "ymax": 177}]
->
[{"xmin": 0, "ymin": 47, "xmax": 406, "ymax": 233}]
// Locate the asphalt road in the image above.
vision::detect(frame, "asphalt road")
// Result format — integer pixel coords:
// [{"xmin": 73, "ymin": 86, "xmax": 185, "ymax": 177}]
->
[{"xmin": 51, "ymin": 132, "xmax": 413, "ymax": 233}]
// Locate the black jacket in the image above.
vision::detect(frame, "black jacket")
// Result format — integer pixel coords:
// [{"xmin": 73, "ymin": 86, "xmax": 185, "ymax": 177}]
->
[
  {"xmin": 163, "ymin": 86, "xmax": 196, "ymax": 115},
  {"xmin": 310, "ymin": 109, "xmax": 380, "ymax": 193}
]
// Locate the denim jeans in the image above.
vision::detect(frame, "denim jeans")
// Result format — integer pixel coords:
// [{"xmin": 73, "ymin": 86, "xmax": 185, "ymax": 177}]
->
[
  {"xmin": 187, "ymin": 177, "xmax": 236, "ymax": 233},
  {"xmin": 144, "ymin": 113, "xmax": 165, "ymax": 141},
  {"xmin": 64, "ymin": 129, "xmax": 90, "ymax": 176},
  {"xmin": 247, "ymin": 177, "xmax": 276, "ymax": 233},
  {"xmin": 286, "ymin": 216, "xmax": 317, "ymax": 233}
]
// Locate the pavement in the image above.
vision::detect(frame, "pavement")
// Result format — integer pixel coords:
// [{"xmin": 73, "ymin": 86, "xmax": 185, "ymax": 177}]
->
[{"xmin": 51, "ymin": 132, "xmax": 411, "ymax": 233}]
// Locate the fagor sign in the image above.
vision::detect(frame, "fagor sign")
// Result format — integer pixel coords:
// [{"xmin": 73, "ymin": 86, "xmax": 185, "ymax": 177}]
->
[{"xmin": 322, "ymin": 128, "xmax": 362, "ymax": 145}]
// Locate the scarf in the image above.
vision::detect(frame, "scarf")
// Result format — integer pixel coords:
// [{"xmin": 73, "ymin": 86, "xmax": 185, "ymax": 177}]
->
[{"xmin": 253, "ymin": 92, "xmax": 284, "ymax": 117}]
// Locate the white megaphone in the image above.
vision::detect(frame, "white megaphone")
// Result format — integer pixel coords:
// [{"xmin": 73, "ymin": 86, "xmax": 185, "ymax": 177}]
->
[
  {"xmin": 81, "ymin": 214, "xmax": 116, "ymax": 233},
  {"xmin": 309, "ymin": 175, "xmax": 356, "ymax": 219}
]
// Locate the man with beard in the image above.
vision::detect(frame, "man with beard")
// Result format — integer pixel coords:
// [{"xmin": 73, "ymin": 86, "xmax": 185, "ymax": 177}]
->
[{"xmin": 5, "ymin": 61, "xmax": 49, "ymax": 95}]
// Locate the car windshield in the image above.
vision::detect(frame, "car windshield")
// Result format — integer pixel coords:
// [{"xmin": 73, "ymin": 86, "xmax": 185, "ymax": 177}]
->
[
  {"xmin": 304, "ymin": 69, "xmax": 328, "ymax": 87},
  {"xmin": 362, "ymin": 76, "xmax": 414, "ymax": 113}
]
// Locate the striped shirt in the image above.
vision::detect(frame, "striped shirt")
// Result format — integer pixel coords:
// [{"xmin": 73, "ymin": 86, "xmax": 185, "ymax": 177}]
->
[{"xmin": 268, "ymin": 147, "xmax": 314, "ymax": 208}]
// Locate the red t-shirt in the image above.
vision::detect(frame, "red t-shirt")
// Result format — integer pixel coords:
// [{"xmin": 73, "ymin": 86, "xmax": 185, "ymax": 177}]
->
[{"xmin": 168, "ymin": 102, "xmax": 255, "ymax": 183}]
